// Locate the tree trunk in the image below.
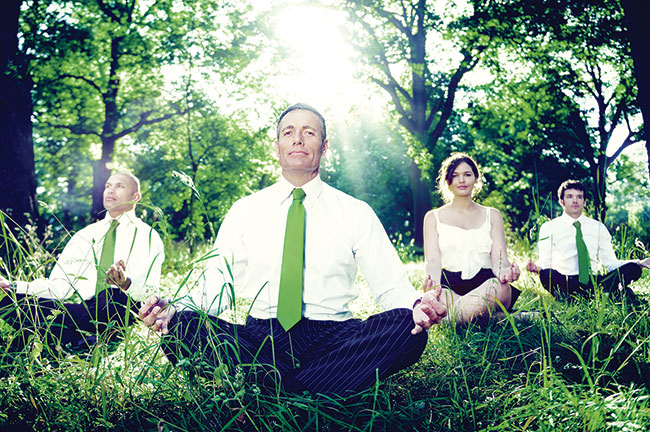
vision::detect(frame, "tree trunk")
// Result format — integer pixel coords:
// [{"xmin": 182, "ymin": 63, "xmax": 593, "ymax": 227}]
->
[
  {"xmin": 92, "ymin": 136, "xmax": 116, "ymax": 219},
  {"xmin": 0, "ymin": 0, "xmax": 38, "ymax": 246},
  {"xmin": 593, "ymin": 154, "xmax": 609, "ymax": 223},
  {"xmin": 408, "ymin": 161, "xmax": 431, "ymax": 249},
  {"xmin": 91, "ymin": 35, "xmax": 122, "ymax": 219},
  {"xmin": 621, "ymin": 0, "xmax": 650, "ymax": 178}
]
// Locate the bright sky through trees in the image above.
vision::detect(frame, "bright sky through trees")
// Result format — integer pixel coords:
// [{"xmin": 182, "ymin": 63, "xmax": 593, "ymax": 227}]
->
[{"xmin": 267, "ymin": 2, "xmax": 390, "ymax": 122}]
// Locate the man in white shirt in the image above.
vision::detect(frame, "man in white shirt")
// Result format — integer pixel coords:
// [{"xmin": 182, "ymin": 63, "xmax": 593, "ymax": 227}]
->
[
  {"xmin": 139, "ymin": 103, "xmax": 446, "ymax": 398},
  {"xmin": 527, "ymin": 180, "xmax": 649, "ymax": 300},
  {"xmin": 0, "ymin": 172, "xmax": 164, "ymax": 351}
]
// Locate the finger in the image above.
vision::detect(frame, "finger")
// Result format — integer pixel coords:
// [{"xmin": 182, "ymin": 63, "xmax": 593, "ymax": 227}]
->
[
  {"xmin": 415, "ymin": 305, "xmax": 442, "ymax": 329},
  {"xmin": 151, "ymin": 314, "xmax": 165, "ymax": 332},
  {"xmin": 116, "ymin": 267, "xmax": 126, "ymax": 283},
  {"xmin": 423, "ymin": 276, "xmax": 433, "ymax": 292},
  {"xmin": 423, "ymin": 291, "xmax": 446, "ymax": 316},
  {"xmin": 139, "ymin": 296, "xmax": 159, "ymax": 320},
  {"xmin": 411, "ymin": 324, "xmax": 424, "ymax": 335},
  {"xmin": 146, "ymin": 306, "xmax": 163, "ymax": 328},
  {"xmin": 430, "ymin": 300, "xmax": 447, "ymax": 317},
  {"xmin": 161, "ymin": 317, "xmax": 169, "ymax": 335}
]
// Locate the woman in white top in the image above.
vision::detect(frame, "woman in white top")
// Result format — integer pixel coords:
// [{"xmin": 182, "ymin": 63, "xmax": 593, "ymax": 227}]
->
[{"xmin": 423, "ymin": 153, "xmax": 520, "ymax": 323}]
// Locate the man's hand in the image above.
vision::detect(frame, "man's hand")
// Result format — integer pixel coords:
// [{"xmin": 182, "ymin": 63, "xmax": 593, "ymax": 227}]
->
[
  {"xmin": 105, "ymin": 259, "xmax": 131, "ymax": 291},
  {"xmin": 638, "ymin": 257, "xmax": 650, "ymax": 269},
  {"xmin": 139, "ymin": 295, "xmax": 175, "ymax": 335},
  {"xmin": 412, "ymin": 276, "xmax": 447, "ymax": 335},
  {"xmin": 526, "ymin": 260, "xmax": 539, "ymax": 273},
  {"xmin": 499, "ymin": 263, "xmax": 521, "ymax": 283},
  {"xmin": 0, "ymin": 275, "xmax": 11, "ymax": 292}
]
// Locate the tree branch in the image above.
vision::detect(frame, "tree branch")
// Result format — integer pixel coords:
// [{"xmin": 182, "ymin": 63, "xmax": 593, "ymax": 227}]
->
[
  {"xmin": 96, "ymin": 0, "xmax": 121, "ymax": 23},
  {"xmin": 51, "ymin": 123, "xmax": 101, "ymax": 137},
  {"xmin": 427, "ymin": 50, "xmax": 478, "ymax": 137},
  {"xmin": 59, "ymin": 73, "xmax": 102, "ymax": 94},
  {"xmin": 370, "ymin": 76, "xmax": 410, "ymax": 124},
  {"xmin": 607, "ymin": 132, "xmax": 640, "ymax": 164},
  {"xmin": 352, "ymin": 14, "xmax": 412, "ymax": 109},
  {"xmin": 107, "ymin": 107, "xmax": 189, "ymax": 141}
]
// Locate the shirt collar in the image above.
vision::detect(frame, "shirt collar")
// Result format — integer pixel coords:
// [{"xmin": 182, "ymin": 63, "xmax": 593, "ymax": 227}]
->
[
  {"xmin": 103, "ymin": 208, "xmax": 137, "ymax": 225},
  {"xmin": 277, "ymin": 175, "xmax": 323, "ymax": 203},
  {"xmin": 560, "ymin": 211, "xmax": 586, "ymax": 225}
]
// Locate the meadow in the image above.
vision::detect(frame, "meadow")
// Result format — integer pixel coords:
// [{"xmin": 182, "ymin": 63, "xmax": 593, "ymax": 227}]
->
[{"xmin": 1, "ymin": 235, "xmax": 650, "ymax": 431}]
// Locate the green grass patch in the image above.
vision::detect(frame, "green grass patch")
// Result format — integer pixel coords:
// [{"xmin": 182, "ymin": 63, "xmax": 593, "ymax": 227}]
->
[{"xmin": 2, "ymin": 233, "xmax": 650, "ymax": 430}]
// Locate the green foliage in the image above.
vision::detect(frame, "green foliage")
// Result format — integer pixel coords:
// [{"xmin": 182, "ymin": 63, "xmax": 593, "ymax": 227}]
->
[
  {"xmin": 467, "ymin": 0, "xmax": 643, "ymax": 223},
  {"xmin": 129, "ymin": 98, "xmax": 276, "ymax": 246},
  {"xmin": 22, "ymin": 0, "xmax": 265, "ymax": 220},
  {"xmin": 321, "ymin": 110, "xmax": 413, "ymax": 239}
]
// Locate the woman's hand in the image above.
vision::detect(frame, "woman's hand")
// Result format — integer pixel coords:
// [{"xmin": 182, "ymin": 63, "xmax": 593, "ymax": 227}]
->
[{"xmin": 500, "ymin": 262, "xmax": 520, "ymax": 283}]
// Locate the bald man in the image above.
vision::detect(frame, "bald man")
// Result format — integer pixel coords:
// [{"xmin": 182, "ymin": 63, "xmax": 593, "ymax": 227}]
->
[{"xmin": 1, "ymin": 172, "xmax": 164, "ymax": 352}]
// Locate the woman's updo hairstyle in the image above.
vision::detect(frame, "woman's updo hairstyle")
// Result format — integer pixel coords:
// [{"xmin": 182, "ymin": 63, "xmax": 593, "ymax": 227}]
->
[{"xmin": 437, "ymin": 152, "xmax": 483, "ymax": 203}]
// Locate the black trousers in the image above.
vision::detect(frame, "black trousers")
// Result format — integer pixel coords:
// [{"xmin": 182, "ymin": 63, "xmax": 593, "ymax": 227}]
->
[
  {"xmin": 538, "ymin": 262, "xmax": 642, "ymax": 301},
  {"xmin": 162, "ymin": 308, "xmax": 428, "ymax": 398},
  {"xmin": 0, "ymin": 287, "xmax": 136, "ymax": 350}
]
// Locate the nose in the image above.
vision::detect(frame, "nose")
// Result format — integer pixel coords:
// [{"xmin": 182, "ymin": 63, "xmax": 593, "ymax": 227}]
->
[{"xmin": 293, "ymin": 131, "xmax": 304, "ymax": 145}]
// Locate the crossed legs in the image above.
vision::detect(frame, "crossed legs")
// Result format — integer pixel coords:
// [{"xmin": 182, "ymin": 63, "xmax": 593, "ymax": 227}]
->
[
  {"xmin": 0, "ymin": 288, "xmax": 136, "ymax": 350},
  {"xmin": 159, "ymin": 308, "xmax": 428, "ymax": 398}
]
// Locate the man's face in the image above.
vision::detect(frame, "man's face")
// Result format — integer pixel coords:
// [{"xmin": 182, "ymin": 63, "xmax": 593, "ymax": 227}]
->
[
  {"xmin": 275, "ymin": 109, "xmax": 328, "ymax": 176},
  {"xmin": 103, "ymin": 174, "xmax": 140, "ymax": 216},
  {"xmin": 560, "ymin": 188, "xmax": 585, "ymax": 218}
]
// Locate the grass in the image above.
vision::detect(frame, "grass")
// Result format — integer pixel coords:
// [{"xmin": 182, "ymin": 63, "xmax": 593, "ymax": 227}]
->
[{"xmin": 2, "ymin": 221, "xmax": 650, "ymax": 431}]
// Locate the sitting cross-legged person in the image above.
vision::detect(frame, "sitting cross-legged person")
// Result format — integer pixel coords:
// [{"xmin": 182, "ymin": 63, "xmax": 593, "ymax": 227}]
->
[
  {"xmin": 526, "ymin": 179, "xmax": 649, "ymax": 302},
  {"xmin": 423, "ymin": 153, "xmax": 521, "ymax": 323},
  {"xmin": 0, "ymin": 172, "xmax": 164, "ymax": 351}
]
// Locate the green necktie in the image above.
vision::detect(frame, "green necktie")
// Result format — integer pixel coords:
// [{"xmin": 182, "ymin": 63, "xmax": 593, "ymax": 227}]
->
[
  {"xmin": 573, "ymin": 220, "xmax": 591, "ymax": 285},
  {"xmin": 277, "ymin": 188, "xmax": 306, "ymax": 331},
  {"xmin": 96, "ymin": 219, "xmax": 119, "ymax": 295}
]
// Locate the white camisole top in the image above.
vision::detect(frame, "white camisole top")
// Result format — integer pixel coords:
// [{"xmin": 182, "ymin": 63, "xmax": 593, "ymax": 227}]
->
[{"xmin": 435, "ymin": 208, "xmax": 493, "ymax": 280}]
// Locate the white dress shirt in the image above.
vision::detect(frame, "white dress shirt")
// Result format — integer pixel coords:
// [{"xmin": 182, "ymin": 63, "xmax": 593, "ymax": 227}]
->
[
  {"xmin": 190, "ymin": 175, "xmax": 420, "ymax": 321},
  {"xmin": 13, "ymin": 210, "xmax": 164, "ymax": 301},
  {"xmin": 537, "ymin": 212, "xmax": 627, "ymax": 276}
]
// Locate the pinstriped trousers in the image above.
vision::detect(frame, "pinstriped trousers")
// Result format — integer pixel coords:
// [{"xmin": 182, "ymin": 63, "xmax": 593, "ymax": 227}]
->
[{"xmin": 161, "ymin": 308, "xmax": 428, "ymax": 398}]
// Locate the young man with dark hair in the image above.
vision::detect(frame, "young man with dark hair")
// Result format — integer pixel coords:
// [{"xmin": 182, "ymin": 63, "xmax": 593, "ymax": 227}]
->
[{"xmin": 527, "ymin": 180, "xmax": 649, "ymax": 300}]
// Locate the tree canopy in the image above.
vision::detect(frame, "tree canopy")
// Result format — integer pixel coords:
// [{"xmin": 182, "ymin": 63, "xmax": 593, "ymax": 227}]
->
[{"xmin": 0, "ymin": 0, "xmax": 647, "ymax": 254}]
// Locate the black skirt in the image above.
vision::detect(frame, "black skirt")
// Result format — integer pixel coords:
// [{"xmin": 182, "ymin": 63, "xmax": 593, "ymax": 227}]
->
[{"xmin": 440, "ymin": 268, "xmax": 497, "ymax": 296}]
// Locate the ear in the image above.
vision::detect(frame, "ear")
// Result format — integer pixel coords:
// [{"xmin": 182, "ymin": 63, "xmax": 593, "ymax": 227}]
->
[
  {"xmin": 275, "ymin": 140, "xmax": 280, "ymax": 158},
  {"xmin": 320, "ymin": 139, "xmax": 329, "ymax": 156},
  {"xmin": 131, "ymin": 192, "xmax": 142, "ymax": 203}
]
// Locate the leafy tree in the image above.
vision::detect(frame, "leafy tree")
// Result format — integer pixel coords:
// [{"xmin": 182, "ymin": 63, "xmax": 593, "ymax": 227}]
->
[
  {"xmin": 340, "ymin": 0, "xmax": 495, "ymax": 246},
  {"xmin": 606, "ymin": 152, "xmax": 650, "ymax": 245},
  {"xmin": 26, "ymin": 0, "xmax": 258, "ymax": 220},
  {"xmin": 129, "ymin": 97, "xmax": 275, "ymax": 248},
  {"xmin": 473, "ymin": 0, "xmax": 643, "ymax": 222},
  {"xmin": 466, "ymin": 79, "xmax": 593, "ymax": 234}
]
